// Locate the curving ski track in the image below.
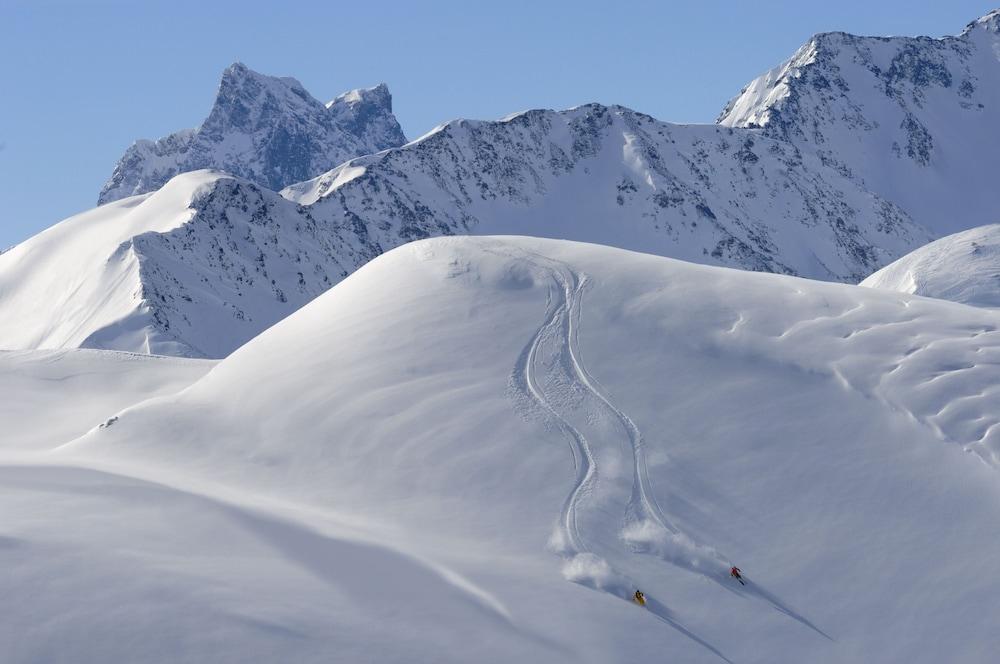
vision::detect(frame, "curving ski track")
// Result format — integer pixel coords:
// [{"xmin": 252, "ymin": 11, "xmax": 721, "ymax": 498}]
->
[
  {"xmin": 510, "ymin": 263, "xmax": 596, "ymax": 554},
  {"xmin": 508, "ymin": 246, "xmax": 679, "ymax": 555},
  {"xmin": 500, "ymin": 243, "xmax": 826, "ymax": 648},
  {"xmin": 501, "ymin": 244, "xmax": 699, "ymax": 570}
]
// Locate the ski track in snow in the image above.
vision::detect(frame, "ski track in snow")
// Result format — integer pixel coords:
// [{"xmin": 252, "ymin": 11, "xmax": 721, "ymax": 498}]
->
[
  {"xmin": 505, "ymin": 244, "xmax": 715, "ymax": 569},
  {"xmin": 499, "ymin": 245, "xmax": 736, "ymax": 659},
  {"xmin": 514, "ymin": 269, "xmax": 595, "ymax": 555},
  {"xmin": 501, "ymin": 243, "xmax": 829, "ymax": 649}
]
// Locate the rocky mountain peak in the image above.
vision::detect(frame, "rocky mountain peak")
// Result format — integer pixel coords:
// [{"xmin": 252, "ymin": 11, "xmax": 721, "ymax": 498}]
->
[
  {"xmin": 326, "ymin": 82, "xmax": 405, "ymax": 148},
  {"xmin": 201, "ymin": 62, "xmax": 326, "ymax": 137},
  {"xmin": 97, "ymin": 64, "xmax": 407, "ymax": 205}
]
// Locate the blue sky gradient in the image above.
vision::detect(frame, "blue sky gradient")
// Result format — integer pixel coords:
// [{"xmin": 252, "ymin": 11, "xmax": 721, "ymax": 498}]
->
[{"xmin": 0, "ymin": 0, "xmax": 994, "ymax": 247}]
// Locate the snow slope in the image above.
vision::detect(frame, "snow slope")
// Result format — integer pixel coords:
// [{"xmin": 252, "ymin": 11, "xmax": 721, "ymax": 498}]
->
[
  {"xmin": 0, "ymin": 171, "xmax": 369, "ymax": 357},
  {"xmin": 9, "ymin": 237, "xmax": 999, "ymax": 662},
  {"xmin": 719, "ymin": 10, "xmax": 1000, "ymax": 237},
  {"xmin": 0, "ymin": 349, "xmax": 213, "ymax": 451},
  {"xmin": 861, "ymin": 223, "xmax": 1000, "ymax": 307},
  {"xmin": 98, "ymin": 63, "xmax": 406, "ymax": 204}
]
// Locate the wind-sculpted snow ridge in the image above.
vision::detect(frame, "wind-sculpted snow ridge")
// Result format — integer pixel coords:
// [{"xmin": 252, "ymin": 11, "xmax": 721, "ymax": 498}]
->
[
  {"xmin": 37, "ymin": 237, "xmax": 1000, "ymax": 662},
  {"xmin": 861, "ymin": 224, "xmax": 1000, "ymax": 308},
  {"xmin": 97, "ymin": 63, "xmax": 406, "ymax": 204},
  {"xmin": 719, "ymin": 290, "xmax": 1000, "ymax": 467},
  {"xmin": 718, "ymin": 9, "xmax": 1000, "ymax": 237},
  {"xmin": 0, "ymin": 171, "xmax": 372, "ymax": 357}
]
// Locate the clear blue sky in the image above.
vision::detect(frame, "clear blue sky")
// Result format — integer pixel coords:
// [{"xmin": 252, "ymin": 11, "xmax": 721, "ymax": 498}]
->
[{"xmin": 0, "ymin": 0, "xmax": 994, "ymax": 248}]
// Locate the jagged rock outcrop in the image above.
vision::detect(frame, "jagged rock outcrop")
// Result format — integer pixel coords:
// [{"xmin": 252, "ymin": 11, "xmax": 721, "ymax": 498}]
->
[{"xmin": 97, "ymin": 63, "xmax": 406, "ymax": 204}]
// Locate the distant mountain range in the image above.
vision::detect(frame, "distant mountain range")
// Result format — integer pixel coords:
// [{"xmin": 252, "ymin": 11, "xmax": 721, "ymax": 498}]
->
[{"xmin": 1, "ymin": 9, "xmax": 998, "ymax": 357}]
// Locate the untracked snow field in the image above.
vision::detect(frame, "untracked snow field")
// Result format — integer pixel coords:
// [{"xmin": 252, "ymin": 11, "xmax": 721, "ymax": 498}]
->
[
  {"xmin": 0, "ymin": 349, "xmax": 213, "ymax": 452},
  {"xmin": 4, "ymin": 237, "xmax": 1000, "ymax": 662},
  {"xmin": 862, "ymin": 224, "xmax": 1000, "ymax": 308}
]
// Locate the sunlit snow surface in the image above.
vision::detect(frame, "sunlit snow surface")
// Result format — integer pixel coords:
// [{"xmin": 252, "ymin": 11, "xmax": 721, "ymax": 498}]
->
[
  {"xmin": 862, "ymin": 224, "xmax": 1000, "ymax": 308},
  {"xmin": 0, "ymin": 349, "xmax": 213, "ymax": 452},
  {"xmin": 4, "ymin": 237, "xmax": 1000, "ymax": 663}
]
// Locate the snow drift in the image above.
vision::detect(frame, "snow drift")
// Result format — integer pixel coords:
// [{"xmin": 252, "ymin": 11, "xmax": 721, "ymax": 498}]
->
[
  {"xmin": 861, "ymin": 223, "xmax": 1000, "ymax": 307},
  {"xmin": 0, "ymin": 348, "xmax": 212, "ymax": 452},
  {"xmin": 8, "ymin": 236, "xmax": 996, "ymax": 663}
]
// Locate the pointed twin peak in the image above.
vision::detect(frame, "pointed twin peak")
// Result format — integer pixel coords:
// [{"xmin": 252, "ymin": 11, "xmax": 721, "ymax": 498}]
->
[{"xmin": 98, "ymin": 63, "xmax": 406, "ymax": 205}]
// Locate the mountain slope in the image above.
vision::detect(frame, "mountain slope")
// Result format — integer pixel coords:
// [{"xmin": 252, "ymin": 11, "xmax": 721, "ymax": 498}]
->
[
  {"xmin": 17, "ymin": 236, "xmax": 1000, "ymax": 663},
  {"xmin": 718, "ymin": 10, "xmax": 1000, "ymax": 237},
  {"xmin": 861, "ymin": 223, "xmax": 1000, "ymax": 306},
  {"xmin": 2, "ymin": 99, "xmax": 934, "ymax": 357},
  {"xmin": 97, "ymin": 63, "xmax": 406, "ymax": 204},
  {"xmin": 284, "ymin": 104, "xmax": 927, "ymax": 283},
  {"xmin": 0, "ymin": 171, "xmax": 365, "ymax": 357}
]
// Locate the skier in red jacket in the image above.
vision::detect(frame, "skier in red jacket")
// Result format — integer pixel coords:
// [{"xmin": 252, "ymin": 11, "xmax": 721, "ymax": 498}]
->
[{"xmin": 730, "ymin": 566, "xmax": 745, "ymax": 585}]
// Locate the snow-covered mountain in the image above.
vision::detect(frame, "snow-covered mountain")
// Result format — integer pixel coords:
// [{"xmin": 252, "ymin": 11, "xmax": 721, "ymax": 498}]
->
[
  {"xmin": 10, "ymin": 236, "xmax": 1000, "ymax": 663},
  {"xmin": 4, "ymin": 11, "xmax": 999, "ymax": 359},
  {"xmin": 718, "ymin": 10, "xmax": 1000, "ymax": 237},
  {"xmin": 97, "ymin": 63, "xmax": 406, "ymax": 204},
  {"xmin": 284, "ymin": 104, "xmax": 926, "ymax": 282},
  {"xmin": 861, "ymin": 224, "xmax": 1000, "ymax": 307},
  {"xmin": 0, "ymin": 171, "xmax": 370, "ymax": 357},
  {"xmin": 0, "ymin": 98, "xmax": 929, "ymax": 357}
]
